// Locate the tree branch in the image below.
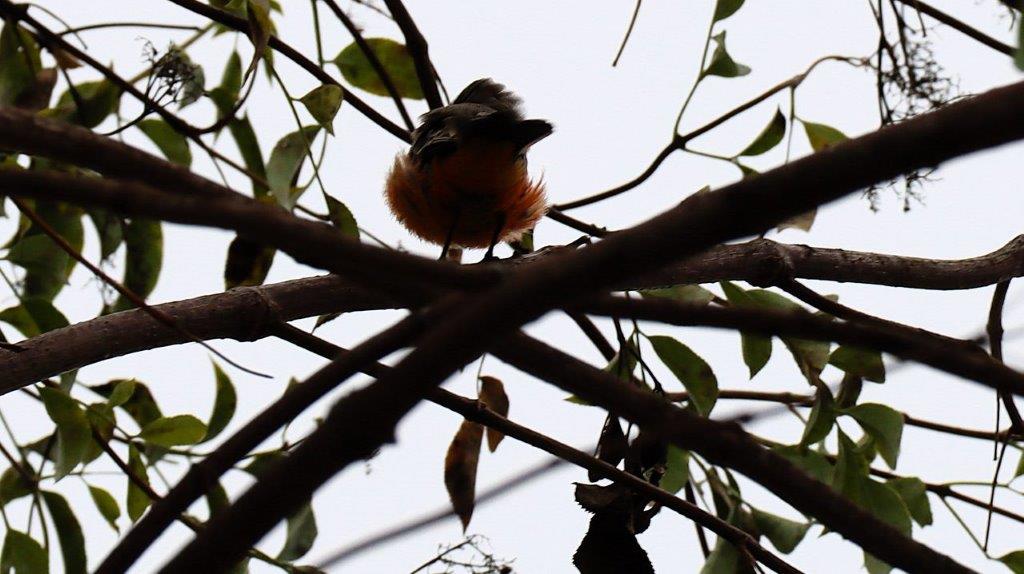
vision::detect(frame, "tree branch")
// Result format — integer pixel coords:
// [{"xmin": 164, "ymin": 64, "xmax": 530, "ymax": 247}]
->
[{"xmin": 381, "ymin": 0, "xmax": 443, "ymax": 109}]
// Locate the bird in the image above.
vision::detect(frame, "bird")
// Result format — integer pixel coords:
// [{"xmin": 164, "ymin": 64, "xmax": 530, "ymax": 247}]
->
[{"xmin": 384, "ymin": 78, "xmax": 552, "ymax": 260}]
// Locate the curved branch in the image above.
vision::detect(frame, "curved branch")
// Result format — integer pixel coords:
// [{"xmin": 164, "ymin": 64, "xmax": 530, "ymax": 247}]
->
[{"xmin": 891, "ymin": 0, "xmax": 1015, "ymax": 56}]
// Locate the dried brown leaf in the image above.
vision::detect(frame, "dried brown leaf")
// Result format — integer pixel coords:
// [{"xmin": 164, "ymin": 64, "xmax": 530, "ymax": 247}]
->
[
  {"xmin": 443, "ymin": 419, "xmax": 483, "ymax": 530},
  {"xmin": 479, "ymin": 376, "xmax": 509, "ymax": 451}
]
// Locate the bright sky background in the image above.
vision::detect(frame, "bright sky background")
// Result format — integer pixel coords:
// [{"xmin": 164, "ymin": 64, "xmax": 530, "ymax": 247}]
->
[{"xmin": 6, "ymin": 1, "xmax": 1024, "ymax": 572}]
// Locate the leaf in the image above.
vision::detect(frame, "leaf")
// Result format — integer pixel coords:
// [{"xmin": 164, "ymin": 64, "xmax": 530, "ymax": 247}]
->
[
  {"xmin": 739, "ymin": 108, "xmax": 786, "ymax": 156},
  {"xmin": 224, "ymin": 235, "xmax": 277, "ymax": 288},
  {"xmin": 1015, "ymin": 450, "xmax": 1024, "ymax": 480},
  {"xmin": 772, "ymin": 445, "xmax": 833, "ymax": 485},
  {"xmin": 137, "ymin": 119, "xmax": 192, "ymax": 167},
  {"xmin": 88, "ymin": 486, "xmax": 121, "ymax": 533},
  {"xmin": 703, "ymin": 31, "xmax": 750, "ymax": 78},
  {"xmin": 444, "ymin": 420, "xmax": 483, "ymax": 530},
  {"xmin": 39, "ymin": 387, "xmax": 91, "ymax": 480},
  {"xmin": 0, "ymin": 467, "xmax": 33, "ymax": 506},
  {"xmin": 720, "ymin": 281, "xmax": 772, "ymax": 377},
  {"xmin": 0, "ymin": 298, "xmax": 70, "ymax": 338},
  {"xmin": 86, "ymin": 209, "xmax": 123, "ymax": 261},
  {"xmin": 83, "ymin": 402, "xmax": 115, "ymax": 464},
  {"xmin": 640, "ymin": 285, "xmax": 715, "ymax": 306},
  {"xmin": 9, "ymin": 201, "xmax": 85, "ymax": 301},
  {"xmin": 333, "ymin": 38, "xmax": 424, "ymax": 99},
  {"xmin": 799, "ymin": 384, "xmax": 835, "ymax": 447},
  {"xmin": 54, "ymin": 80, "xmax": 122, "ymax": 128},
  {"xmin": 204, "ymin": 362, "xmax": 237, "ymax": 442},
  {"xmin": 573, "ymin": 513, "xmax": 654, "ymax": 574},
  {"xmin": 138, "ymin": 415, "xmax": 208, "ymax": 447},
  {"xmin": 832, "ymin": 430, "xmax": 869, "ymax": 501},
  {"xmin": 802, "ymin": 120, "xmax": 848, "ymax": 152},
  {"xmin": 862, "ymin": 479, "xmax": 912, "ymax": 535},
  {"xmin": 90, "ymin": 380, "xmax": 162, "ymax": 428},
  {"xmin": 244, "ymin": 0, "xmax": 273, "ymax": 83},
  {"xmin": 107, "ymin": 380, "xmax": 136, "ymax": 408},
  {"xmin": 1001, "ymin": 550, "xmax": 1024, "ymax": 573},
  {"xmin": 110, "ymin": 219, "xmax": 163, "ymax": 312},
  {"xmin": 299, "ymin": 84, "xmax": 344, "ymax": 134},
  {"xmin": 591, "ymin": 416, "xmax": 627, "ymax": 481},
  {"xmin": 0, "ymin": 21, "xmax": 41, "ymax": 106},
  {"xmin": 206, "ymin": 481, "xmax": 230, "ymax": 518},
  {"xmin": 751, "ymin": 508, "xmax": 809, "ymax": 554},
  {"xmin": 324, "ymin": 195, "xmax": 359, "ymax": 239},
  {"xmin": 648, "ymin": 336, "xmax": 718, "ymax": 415},
  {"xmin": 660, "ymin": 445, "xmax": 690, "ymax": 494},
  {"xmin": 846, "ymin": 403, "xmax": 904, "ymax": 469},
  {"xmin": 713, "ymin": 0, "xmax": 745, "ymax": 22},
  {"xmin": 266, "ymin": 126, "xmax": 321, "ymax": 208},
  {"xmin": 886, "ymin": 476, "xmax": 932, "ymax": 526},
  {"xmin": 0, "ymin": 530, "xmax": 48, "ymax": 574},
  {"xmin": 228, "ymin": 115, "xmax": 268, "ymax": 197},
  {"xmin": 746, "ymin": 289, "xmax": 830, "ymax": 382},
  {"xmin": 829, "ymin": 345, "xmax": 886, "ymax": 383},
  {"xmin": 1017, "ymin": 19, "xmax": 1024, "ymax": 70},
  {"xmin": 700, "ymin": 537, "xmax": 742, "ymax": 574},
  {"xmin": 42, "ymin": 491, "xmax": 87, "ymax": 574},
  {"xmin": 210, "ymin": 51, "xmax": 243, "ymax": 116},
  {"xmin": 479, "ymin": 376, "xmax": 509, "ymax": 451},
  {"xmin": 777, "ymin": 209, "xmax": 817, "ymax": 232},
  {"xmin": 126, "ymin": 444, "xmax": 150, "ymax": 522},
  {"xmin": 277, "ymin": 502, "xmax": 318, "ymax": 562},
  {"xmin": 865, "ymin": 551, "xmax": 892, "ymax": 574}
]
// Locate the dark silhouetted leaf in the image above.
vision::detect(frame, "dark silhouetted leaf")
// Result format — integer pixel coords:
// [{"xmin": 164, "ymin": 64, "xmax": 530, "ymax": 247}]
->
[
  {"xmin": 573, "ymin": 513, "xmax": 654, "ymax": 574},
  {"xmin": 224, "ymin": 234, "xmax": 277, "ymax": 289},
  {"xmin": 444, "ymin": 420, "xmax": 483, "ymax": 530},
  {"xmin": 1001, "ymin": 550, "xmax": 1024, "ymax": 573},
  {"xmin": 299, "ymin": 84, "xmax": 344, "ymax": 134},
  {"xmin": 720, "ymin": 282, "xmax": 772, "ymax": 378},
  {"xmin": 0, "ymin": 530, "xmax": 47, "ymax": 573},
  {"xmin": 703, "ymin": 31, "xmax": 750, "ymax": 78},
  {"xmin": 86, "ymin": 209, "xmax": 123, "ymax": 261},
  {"xmin": 42, "ymin": 490, "xmax": 86, "ymax": 574},
  {"xmin": 139, "ymin": 415, "xmax": 207, "ymax": 447},
  {"xmin": 591, "ymin": 416, "xmax": 627, "ymax": 482},
  {"xmin": 713, "ymin": 0, "xmax": 745, "ymax": 22},
  {"xmin": 333, "ymin": 38, "xmax": 424, "ymax": 99},
  {"xmin": 277, "ymin": 502, "xmax": 318, "ymax": 562},
  {"xmin": 648, "ymin": 335, "xmax": 718, "ymax": 416},
  {"xmin": 0, "ymin": 467, "xmax": 32, "ymax": 506},
  {"xmin": 830, "ymin": 346, "xmax": 886, "ymax": 383},
  {"xmin": 739, "ymin": 108, "xmax": 786, "ymax": 156},
  {"xmin": 479, "ymin": 376, "xmax": 509, "ymax": 451},
  {"xmin": 110, "ymin": 218, "xmax": 163, "ymax": 312},
  {"xmin": 138, "ymin": 119, "xmax": 192, "ymax": 167},
  {"xmin": 126, "ymin": 444, "xmax": 150, "ymax": 522},
  {"xmin": 0, "ymin": 21, "xmax": 41, "ymax": 106}
]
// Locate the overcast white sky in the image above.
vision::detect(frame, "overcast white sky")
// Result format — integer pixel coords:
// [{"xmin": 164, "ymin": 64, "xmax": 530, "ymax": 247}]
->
[{"xmin": 6, "ymin": 1, "xmax": 1024, "ymax": 572}]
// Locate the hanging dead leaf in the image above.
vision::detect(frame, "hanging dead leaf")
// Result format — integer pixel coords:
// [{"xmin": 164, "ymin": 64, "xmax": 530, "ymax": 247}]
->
[
  {"xmin": 444, "ymin": 419, "xmax": 483, "ymax": 530},
  {"xmin": 589, "ymin": 415, "xmax": 627, "ymax": 481},
  {"xmin": 573, "ymin": 512, "xmax": 655, "ymax": 574},
  {"xmin": 478, "ymin": 376, "xmax": 509, "ymax": 451}
]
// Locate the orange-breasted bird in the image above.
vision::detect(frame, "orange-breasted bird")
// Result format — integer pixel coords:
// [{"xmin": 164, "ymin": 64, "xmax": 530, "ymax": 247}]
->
[{"xmin": 384, "ymin": 78, "xmax": 552, "ymax": 260}]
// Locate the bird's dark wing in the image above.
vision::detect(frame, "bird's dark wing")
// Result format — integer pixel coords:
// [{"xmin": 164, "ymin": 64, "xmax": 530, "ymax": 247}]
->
[{"xmin": 453, "ymin": 78, "xmax": 524, "ymax": 117}]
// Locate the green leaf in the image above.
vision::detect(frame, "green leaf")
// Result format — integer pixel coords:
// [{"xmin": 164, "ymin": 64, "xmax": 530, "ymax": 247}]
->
[
  {"xmin": 1015, "ymin": 450, "xmax": 1024, "ymax": 480},
  {"xmin": 1000, "ymin": 550, "xmax": 1024, "ymax": 573},
  {"xmin": 227, "ymin": 115, "xmax": 268, "ymax": 197},
  {"xmin": 862, "ymin": 479, "xmax": 912, "ymax": 535},
  {"xmin": 802, "ymin": 120, "xmax": 848, "ymax": 152},
  {"xmin": 0, "ymin": 530, "xmax": 48, "ymax": 574},
  {"xmin": 660, "ymin": 445, "xmax": 690, "ymax": 494},
  {"xmin": 6, "ymin": 234, "xmax": 66, "ymax": 293},
  {"xmin": 206, "ymin": 481, "xmax": 231, "ymax": 517},
  {"xmin": 846, "ymin": 403, "xmax": 904, "ymax": 469},
  {"xmin": 42, "ymin": 491, "xmax": 86, "ymax": 574},
  {"xmin": 699, "ymin": 537, "xmax": 741, "ymax": 574},
  {"xmin": 210, "ymin": 51, "xmax": 243, "ymax": 117},
  {"xmin": 746, "ymin": 289, "xmax": 830, "ymax": 382},
  {"xmin": 204, "ymin": 362, "xmax": 237, "ymax": 442},
  {"xmin": 266, "ymin": 125, "xmax": 321, "ymax": 208},
  {"xmin": 648, "ymin": 335, "xmax": 718, "ymax": 416},
  {"xmin": 90, "ymin": 380, "xmax": 162, "ymax": 428},
  {"xmin": 0, "ymin": 298, "xmax": 70, "ymax": 338},
  {"xmin": 640, "ymin": 285, "xmax": 715, "ymax": 306},
  {"xmin": 137, "ymin": 119, "xmax": 192, "ymax": 167},
  {"xmin": 107, "ymin": 380, "xmax": 136, "ymax": 408},
  {"xmin": 832, "ymin": 431, "xmax": 869, "ymax": 501},
  {"xmin": 83, "ymin": 402, "xmax": 114, "ymax": 464},
  {"xmin": 88, "ymin": 486, "xmax": 120, "ymax": 533},
  {"xmin": 55, "ymin": 80, "xmax": 122, "ymax": 128},
  {"xmin": 86, "ymin": 209, "xmax": 123, "ymax": 261},
  {"xmin": 110, "ymin": 219, "xmax": 163, "ymax": 312},
  {"xmin": 703, "ymin": 31, "xmax": 750, "ymax": 78},
  {"xmin": 751, "ymin": 508, "xmax": 809, "ymax": 554},
  {"xmin": 325, "ymin": 195, "xmax": 360, "ymax": 239},
  {"xmin": 0, "ymin": 467, "xmax": 33, "ymax": 506},
  {"xmin": 224, "ymin": 235, "xmax": 276, "ymax": 288},
  {"xmin": 126, "ymin": 444, "xmax": 150, "ymax": 522},
  {"xmin": 777, "ymin": 208, "xmax": 817, "ymax": 232},
  {"xmin": 800, "ymin": 384, "xmax": 835, "ymax": 447},
  {"xmin": 886, "ymin": 476, "xmax": 932, "ymax": 526},
  {"xmin": 9, "ymin": 201, "xmax": 85, "ymax": 301},
  {"xmin": 739, "ymin": 108, "xmax": 786, "ymax": 157},
  {"xmin": 277, "ymin": 502, "xmax": 318, "ymax": 561},
  {"xmin": 720, "ymin": 282, "xmax": 771, "ymax": 378},
  {"xmin": 39, "ymin": 387, "xmax": 91, "ymax": 480},
  {"xmin": 138, "ymin": 415, "xmax": 208, "ymax": 447},
  {"xmin": 0, "ymin": 21, "xmax": 41, "ymax": 106},
  {"xmin": 865, "ymin": 552, "xmax": 892, "ymax": 574},
  {"xmin": 333, "ymin": 38, "xmax": 424, "ymax": 99},
  {"xmin": 772, "ymin": 445, "xmax": 833, "ymax": 485},
  {"xmin": 712, "ymin": 0, "xmax": 745, "ymax": 22},
  {"xmin": 829, "ymin": 346, "xmax": 885, "ymax": 383},
  {"xmin": 299, "ymin": 84, "xmax": 344, "ymax": 134}
]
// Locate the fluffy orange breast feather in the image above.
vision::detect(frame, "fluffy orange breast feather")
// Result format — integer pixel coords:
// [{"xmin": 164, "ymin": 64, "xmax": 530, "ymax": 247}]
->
[{"xmin": 384, "ymin": 140, "xmax": 547, "ymax": 248}]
